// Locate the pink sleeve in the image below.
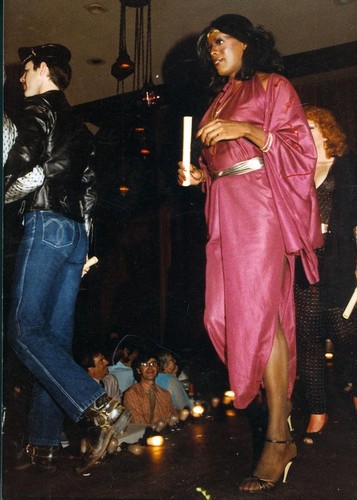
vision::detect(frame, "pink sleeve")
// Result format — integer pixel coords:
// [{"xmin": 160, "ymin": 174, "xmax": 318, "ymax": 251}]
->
[{"xmin": 262, "ymin": 75, "xmax": 323, "ymax": 283}]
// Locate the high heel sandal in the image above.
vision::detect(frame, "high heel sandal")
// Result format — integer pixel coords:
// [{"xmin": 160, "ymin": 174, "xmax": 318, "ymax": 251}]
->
[
  {"xmin": 287, "ymin": 415, "xmax": 294, "ymax": 432},
  {"xmin": 287, "ymin": 399, "xmax": 294, "ymax": 432},
  {"xmin": 239, "ymin": 439, "xmax": 297, "ymax": 492},
  {"xmin": 303, "ymin": 415, "xmax": 328, "ymax": 446}
]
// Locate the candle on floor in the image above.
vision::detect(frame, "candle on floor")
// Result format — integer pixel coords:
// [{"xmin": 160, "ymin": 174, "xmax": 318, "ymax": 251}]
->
[
  {"xmin": 211, "ymin": 397, "xmax": 220, "ymax": 408},
  {"xmin": 154, "ymin": 419, "xmax": 166, "ymax": 432},
  {"xmin": 192, "ymin": 403, "xmax": 204, "ymax": 418},
  {"xmin": 169, "ymin": 413, "xmax": 179, "ymax": 427},
  {"xmin": 146, "ymin": 435, "xmax": 164, "ymax": 446},
  {"xmin": 223, "ymin": 390, "xmax": 235, "ymax": 405},
  {"xmin": 180, "ymin": 408, "xmax": 190, "ymax": 421}
]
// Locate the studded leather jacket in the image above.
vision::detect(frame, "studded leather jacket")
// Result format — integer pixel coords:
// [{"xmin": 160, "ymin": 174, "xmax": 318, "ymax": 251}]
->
[{"xmin": 5, "ymin": 90, "xmax": 96, "ymax": 232}]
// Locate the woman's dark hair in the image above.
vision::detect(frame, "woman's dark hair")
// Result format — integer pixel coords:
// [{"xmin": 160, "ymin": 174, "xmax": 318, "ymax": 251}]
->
[
  {"xmin": 132, "ymin": 350, "xmax": 158, "ymax": 382},
  {"xmin": 197, "ymin": 14, "xmax": 284, "ymax": 91},
  {"xmin": 80, "ymin": 349, "xmax": 102, "ymax": 370},
  {"xmin": 112, "ymin": 340, "xmax": 138, "ymax": 365}
]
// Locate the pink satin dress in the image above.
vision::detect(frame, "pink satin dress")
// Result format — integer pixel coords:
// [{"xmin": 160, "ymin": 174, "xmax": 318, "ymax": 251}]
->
[{"xmin": 199, "ymin": 73, "xmax": 322, "ymax": 409}]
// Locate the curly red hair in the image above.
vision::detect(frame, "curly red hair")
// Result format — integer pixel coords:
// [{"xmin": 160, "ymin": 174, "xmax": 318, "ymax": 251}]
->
[{"xmin": 304, "ymin": 105, "xmax": 347, "ymax": 158}]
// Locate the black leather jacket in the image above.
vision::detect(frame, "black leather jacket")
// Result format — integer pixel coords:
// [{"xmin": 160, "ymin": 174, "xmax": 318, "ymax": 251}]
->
[{"xmin": 5, "ymin": 90, "xmax": 96, "ymax": 231}]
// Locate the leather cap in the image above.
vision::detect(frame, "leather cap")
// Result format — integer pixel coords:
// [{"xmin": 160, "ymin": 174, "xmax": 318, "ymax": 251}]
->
[{"xmin": 18, "ymin": 43, "xmax": 71, "ymax": 67}]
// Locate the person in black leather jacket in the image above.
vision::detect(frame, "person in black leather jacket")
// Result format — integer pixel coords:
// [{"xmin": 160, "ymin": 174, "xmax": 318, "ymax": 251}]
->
[{"xmin": 5, "ymin": 44, "xmax": 130, "ymax": 474}]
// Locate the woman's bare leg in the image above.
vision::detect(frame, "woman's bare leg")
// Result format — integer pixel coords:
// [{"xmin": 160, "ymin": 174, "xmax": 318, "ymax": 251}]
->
[{"xmin": 240, "ymin": 321, "xmax": 297, "ymax": 491}]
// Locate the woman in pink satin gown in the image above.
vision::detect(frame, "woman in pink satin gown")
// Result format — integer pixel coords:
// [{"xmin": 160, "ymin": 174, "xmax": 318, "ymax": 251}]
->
[{"xmin": 178, "ymin": 14, "xmax": 322, "ymax": 493}]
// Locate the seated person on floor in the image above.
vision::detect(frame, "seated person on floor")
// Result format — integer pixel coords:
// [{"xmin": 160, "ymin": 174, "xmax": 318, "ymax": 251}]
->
[
  {"xmin": 81, "ymin": 349, "xmax": 121, "ymax": 402},
  {"xmin": 156, "ymin": 351, "xmax": 193, "ymax": 410},
  {"xmin": 109, "ymin": 339, "xmax": 139, "ymax": 393},
  {"xmin": 123, "ymin": 350, "xmax": 177, "ymax": 425}
]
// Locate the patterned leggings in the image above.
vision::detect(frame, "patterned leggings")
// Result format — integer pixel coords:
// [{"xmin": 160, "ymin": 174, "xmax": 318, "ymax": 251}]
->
[{"xmin": 295, "ymin": 283, "xmax": 356, "ymax": 414}]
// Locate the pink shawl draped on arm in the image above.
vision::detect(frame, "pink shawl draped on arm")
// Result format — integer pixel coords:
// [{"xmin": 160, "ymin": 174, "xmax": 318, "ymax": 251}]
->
[{"xmin": 262, "ymin": 75, "xmax": 323, "ymax": 283}]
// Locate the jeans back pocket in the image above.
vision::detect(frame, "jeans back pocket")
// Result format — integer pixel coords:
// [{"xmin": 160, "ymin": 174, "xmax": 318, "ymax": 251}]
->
[{"xmin": 41, "ymin": 212, "xmax": 75, "ymax": 248}]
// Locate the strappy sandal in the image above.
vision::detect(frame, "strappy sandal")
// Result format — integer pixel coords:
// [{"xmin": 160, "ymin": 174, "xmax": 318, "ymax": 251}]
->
[{"xmin": 239, "ymin": 439, "xmax": 297, "ymax": 493}]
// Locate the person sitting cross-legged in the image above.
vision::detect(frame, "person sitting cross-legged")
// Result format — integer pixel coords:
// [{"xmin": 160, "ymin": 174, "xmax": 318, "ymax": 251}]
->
[
  {"xmin": 156, "ymin": 351, "xmax": 192, "ymax": 410},
  {"xmin": 123, "ymin": 351, "xmax": 177, "ymax": 426},
  {"xmin": 109, "ymin": 339, "xmax": 139, "ymax": 393}
]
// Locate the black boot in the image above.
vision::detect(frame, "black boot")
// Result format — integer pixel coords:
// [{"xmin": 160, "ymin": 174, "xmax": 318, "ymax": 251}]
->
[
  {"xmin": 15, "ymin": 444, "xmax": 59, "ymax": 472},
  {"xmin": 76, "ymin": 396, "xmax": 131, "ymax": 474}
]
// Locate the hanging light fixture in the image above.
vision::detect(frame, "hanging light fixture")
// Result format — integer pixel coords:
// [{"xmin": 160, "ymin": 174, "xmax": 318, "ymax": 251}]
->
[
  {"xmin": 112, "ymin": 0, "xmax": 159, "ymax": 104},
  {"xmin": 132, "ymin": 4, "xmax": 145, "ymax": 91},
  {"xmin": 111, "ymin": 1, "xmax": 135, "ymax": 82},
  {"xmin": 141, "ymin": 0, "xmax": 160, "ymax": 106},
  {"xmin": 118, "ymin": 160, "xmax": 130, "ymax": 196},
  {"xmin": 123, "ymin": 0, "xmax": 159, "ymax": 105}
]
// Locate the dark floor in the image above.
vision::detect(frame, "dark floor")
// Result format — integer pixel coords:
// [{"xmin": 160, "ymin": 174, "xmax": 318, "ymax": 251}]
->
[{"xmin": 2, "ymin": 347, "xmax": 357, "ymax": 500}]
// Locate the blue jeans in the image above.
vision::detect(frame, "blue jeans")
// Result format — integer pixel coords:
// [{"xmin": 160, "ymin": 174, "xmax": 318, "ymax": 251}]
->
[{"xmin": 8, "ymin": 211, "xmax": 104, "ymax": 446}]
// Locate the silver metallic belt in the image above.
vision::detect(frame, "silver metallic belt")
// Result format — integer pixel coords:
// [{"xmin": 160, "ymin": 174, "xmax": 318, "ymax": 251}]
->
[{"xmin": 211, "ymin": 156, "xmax": 264, "ymax": 180}]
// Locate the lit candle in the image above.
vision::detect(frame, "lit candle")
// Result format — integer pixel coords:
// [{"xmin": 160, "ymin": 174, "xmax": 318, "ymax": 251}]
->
[
  {"xmin": 192, "ymin": 404, "xmax": 204, "ymax": 418},
  {"xmin": 223, "ymin": 390, "xmax": 235, "ymax": 405},
  {"xmin": 127, "ymin": 443, "xmax": 145, "ymax": 455},
  {"xmin": 169, "ymin": 413, "xmax": 179, "ymax": 427},
  {"xmin": 146, "ymin": 435, "xmax": 164, "ymax": 446},
  {"xmin": 211, "ymin": 397, "xmax": 220, "ymax": 408},
  {"xmin": 179, "ymin": 408, "xmax": 190, "ymax": 421},
  {"xmin": 120, "ymin": 441, "xmax": 145, "ymax": 455},
  {"xmin": 182, "ymin": 116, "xmax": 192, "ymax": 186},
  {"xmin": 154, "ymin": 419, "xmax": 166, "ymax": 432}
]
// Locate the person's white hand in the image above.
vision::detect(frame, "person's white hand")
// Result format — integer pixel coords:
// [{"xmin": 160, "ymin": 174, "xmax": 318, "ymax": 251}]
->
[{"xmin": 82, "ymin": 256, "xmax": 98, "ymax": 277}]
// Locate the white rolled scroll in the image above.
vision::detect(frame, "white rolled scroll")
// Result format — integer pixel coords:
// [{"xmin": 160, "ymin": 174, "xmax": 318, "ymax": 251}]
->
[
  {"xmin": 182, "ymin": 116, "xmax": 193, "ymax": 187},
  {"xmin": 342, "ymin": 287, "xmax": 357, "ymax": 319}
]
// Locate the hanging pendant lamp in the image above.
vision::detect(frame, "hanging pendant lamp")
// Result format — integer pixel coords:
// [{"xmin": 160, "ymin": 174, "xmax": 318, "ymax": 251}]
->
[{"xmin": 111, "ymin": 1, "xmax": 135, "ymax": 81}]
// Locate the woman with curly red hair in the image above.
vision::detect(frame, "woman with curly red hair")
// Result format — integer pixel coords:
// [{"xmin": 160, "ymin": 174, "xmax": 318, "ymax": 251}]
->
[{"xmin": 295, "ymin": 105, "xmax": 357, "ymax": 444}]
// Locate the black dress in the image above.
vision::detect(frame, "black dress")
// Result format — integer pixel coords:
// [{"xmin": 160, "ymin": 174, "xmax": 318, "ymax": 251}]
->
[{"xmin": 295, "ymin": 153, "xmax": 357, "ymax": 414}]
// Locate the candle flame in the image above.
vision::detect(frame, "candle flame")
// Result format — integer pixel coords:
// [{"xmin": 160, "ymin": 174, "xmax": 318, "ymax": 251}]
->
[
  {"xmin": 224, "ymin": 390, "xmax": 235, "ymax": 398},
  {"xmin": 146, "ymin": 435, "xmax": 164, "ymax": 446},
  {"xmin": 192, "ymin": 404, "xmax": 205, "ymax": 417}
]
